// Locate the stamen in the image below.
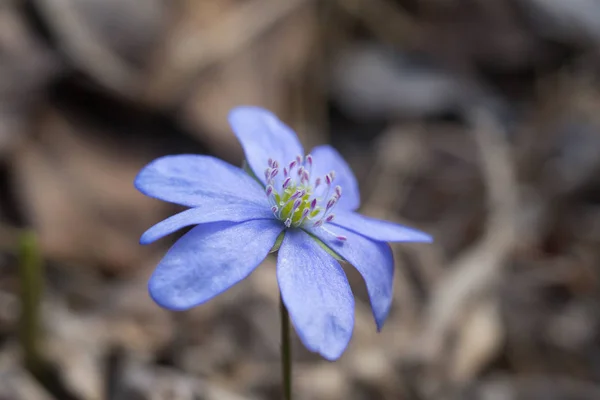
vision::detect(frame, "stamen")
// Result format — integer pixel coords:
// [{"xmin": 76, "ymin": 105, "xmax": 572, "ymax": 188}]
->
[
  {"xmin": 335, "ymin": 186, "xmax": 342, "ymax": 198},
  {"xmin": 305, "ymin": 154, "xmax": 313, "ymax": 167},
  {"xmin": 326, "ymin": 197, "xmax": 337, "ymax": 210},
  {"xmin": 302, "ymin": 170, "xmax": 310, "ymax": 183},
  {"xmin": 336, "ymin": 235, "xmax": 347, "ymax": 241},
  {"xmin": 261, "ymin": 155, "xmax": 343, "ymax": 230}
]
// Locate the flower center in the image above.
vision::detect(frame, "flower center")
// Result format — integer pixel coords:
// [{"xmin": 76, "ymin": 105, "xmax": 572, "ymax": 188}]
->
[{"xmin": 263, "ymin": 155, "xmax": 346, "ymax": 240}]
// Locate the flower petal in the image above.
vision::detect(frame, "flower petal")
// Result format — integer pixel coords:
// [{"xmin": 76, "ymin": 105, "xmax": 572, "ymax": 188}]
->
[
  {"xmin": 135, "ymin": 155, "xmax": 268, "ymax": 208},
  {"xmin": 140, "ymin": 204, "xmax": 275, "ymax": 245},
  {"xmin": 277, "ymin": 229, "xmax": 354, "ymax": 360},
  {"xmin": 149, "ymin": 219, "xmax": 283, "ymax": 310},
  {"xmin": 309, "ymin": 145, "xmax": 360, "ymax": 211},
  {"xmin": 309, "ymin": 225, "xmax": 394, "ymax": 330},
  {"xmin": 332, "ymin": 210, "xmax": 433, "ymax": 243},
  {"xmin": 228, "ymin": 106, "xmax": 304, "ymax": 184}
]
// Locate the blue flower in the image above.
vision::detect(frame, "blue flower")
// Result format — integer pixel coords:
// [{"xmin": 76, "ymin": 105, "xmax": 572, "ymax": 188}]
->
[{"xmin": 135, "ymin": 106, "xmax": 432, "ymax": 360}]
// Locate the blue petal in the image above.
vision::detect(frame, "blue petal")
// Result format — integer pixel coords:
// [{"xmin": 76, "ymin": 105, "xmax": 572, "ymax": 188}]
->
[
  {"xmin": 309, "ymin": 145, "xmax": 360, "ymax": 211},
  {"xmin": 332, "ymin": 210, "xmax": 433, "ymax": 243},
  {"xmin": 149, "ymin": 219, "xmax": 283, "ymax": 310},
  {"xmin": 277, "ymin": 229, "xmax": 354, "ymax": 360},
  {"xmin": 140, "ymin": 204, "xmax": 275, "ymax": 245},
  {"xmin": 228, "ymin": 106, "xmax": 304, "ymax": 185},
  {"xmin": 135, "ymin": 155, "xmax": 268, "ymax": 208},
  {"xmin": 308, "ymin": 225, "xmax": 394, "ymax": 331}
]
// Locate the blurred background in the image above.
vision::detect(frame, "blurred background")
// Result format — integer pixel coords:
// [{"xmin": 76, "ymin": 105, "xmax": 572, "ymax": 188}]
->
[{"xmin": 1, "ymin": 0, "xmax": 600, "ymax": 399}]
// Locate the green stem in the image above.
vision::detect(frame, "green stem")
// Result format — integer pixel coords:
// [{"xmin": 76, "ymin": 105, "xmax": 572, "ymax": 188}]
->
[
  {"xmin": 280, "ymin": 295, "xmax": 292, "ymax": 400},
  {"xmin": 18, "ymin": 231, "xmax": 43, "ymax": 375}
]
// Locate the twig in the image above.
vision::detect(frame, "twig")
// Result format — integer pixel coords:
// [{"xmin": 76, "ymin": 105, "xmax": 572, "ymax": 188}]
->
[
  {"xmin": 144, "ymin": 0, "xmax": 314, "ymax": 105},
  {"xmin": 415, "ymin": 107, "xmax": 518, "ymax": 359},
  {"xmin": 32, "ymin": 0, "xmax": 139, "ymax": 97}
]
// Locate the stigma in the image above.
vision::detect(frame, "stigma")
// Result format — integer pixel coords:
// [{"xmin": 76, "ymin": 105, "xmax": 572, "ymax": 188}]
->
[{"xmin": 263, "ymin": 155, "xmax": 346, "ymax": 240}]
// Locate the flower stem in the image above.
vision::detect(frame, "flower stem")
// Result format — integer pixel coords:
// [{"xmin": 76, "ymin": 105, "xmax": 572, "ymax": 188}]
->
[
  {"xmin": 18, "ymin": 230, "xmax": 43, "ymax": 375},
  {"xmin": 279, "ymin": 295, "xmax": 292, "ymax": 400}
]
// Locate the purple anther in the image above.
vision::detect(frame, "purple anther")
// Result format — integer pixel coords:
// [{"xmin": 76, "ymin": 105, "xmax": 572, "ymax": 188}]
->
[
  {"xmin": 266, "ymin": 185, "xmax": 273, "ymax": 196},
  {"xmin": 313, "ymin": 220, "xmax": 324, "ymax": 228},
  {"xmin": 336, "ymin": 235, "xmax": 347, "ymax": 241},
  {"xmin": 283, "ymin": 167, "xmax": 288, "ymax": 177},
  {"xmin": 297, "ymin": 166, "xmax": 304, "ymax": 177},
  {"xmin": 326, "ymin": 198, "xmax": 337, "ymax": 210},
  {"xmin": 325, "ymin": 174, "xmax": 332, "ymax": 185},
  {"xmin": 291, "ymin": 189, "xmax": 305, "ymax": 200},
  {"xmin": 283, "ymin": 177, "xmax": 292, "ymax": 189},
  {"xmin": 335, "ymin": 186, "xmax": 342, "ymax": 197},
  {"xmin": 293, "ymin": 198, "xmax": 302, "ymax": 210},
  {"xmin": 325, "ymin": 214, "xmax": 335, "ymax": 223},
  {"xmin": 272, "ymin": 160, "xmax": 279, "ymax": 169},
  {"xmin": 306, "ymin": 154, "xmax": 313, "ymax": 167},
  {"xmin": 270, "ymin": 168, "xmax": 279, "ymax": 179},
  {"xmin": 302, "ymin": 170, "xmax": 310, "ymax": 183},
  {"xmin": 315, "ymin": 177, "xmax": 321, "ymax": 188},
  {"xmin": 265, "ymin": 168, "xmax": 271, "ymax": 180},
  {"xmin": 289, "ymin": 160, "xmax": 297, "ymax": 170},
  {"xmin": 301, "ymin": 208, "xmax": 310, "ymax": 218},
  {"xmin": 268, "ymin": 158, "xmax": 273, "ymax": 167},
  {"xmin": 296, "ymin": 155, "xmax": 302, "ymax": 164},
  {"xmin": 310, "ymin": 198, "xmax": 317, "ymax": 210},
  {"xmin": 271, "ymin": 206, "xmax": 278, "ymax": 214}
]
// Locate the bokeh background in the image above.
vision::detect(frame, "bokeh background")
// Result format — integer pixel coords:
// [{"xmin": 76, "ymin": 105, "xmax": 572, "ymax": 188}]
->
[{"xmin": 2, "ymin": 0, "xmax": 600, "ymax": 399}]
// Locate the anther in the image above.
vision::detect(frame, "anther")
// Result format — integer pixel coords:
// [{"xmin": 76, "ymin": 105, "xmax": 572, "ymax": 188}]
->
[
  {"xmin": 326, "ymin": 198, "xmax": 337, "ymax": 210},
  {"xmin": 310, "ymin": 199, "xmax": 317, "ymax": 210},
  {"xmin": 306, "ymin": 154, "xmax": 313, "ymax": 167},
  {"xmin": 302, "ymin": 170, "xmax": 310, "ymax": 183},
  {"xmin": 270, "ymin": 168, "xmax": 279, "ymax": 179},
  {"xmin": 268, "ymin": 158, "xmax": 273, "ymax": 167},
  {"xmin": 325, "ymin": 174, "xmax": 332, "ymax": 185},
  {"xmin": 313, "ymin": 220, "xmax": 324, "ymax": 228},
  {"xmin": 336, "ymin": 235, "xmax": 347, "ymax": 241},
  {"xmin": 325, "ymin": 214, "xmax": 335, "ymax": 223},
  {"xmin": 272, "ymin": 160, "xmax": 279, "ymax": 169},
  {"xmin": 296, "ymin": 155, "xmax": 302, "ymax": 164},
  {"xmin": 292, "ymin": 198, "xmax": 302, "ymax": 210},
  {"xmin": 285, "ymin": 218, "xmax": 292, "ymax": 228},
  {"xmin": 271, "ymin": 206, "xmax": 278, "ymax": 214},
  {"xmin": 335, "ymin": 186, "xmax": 342, "ymax": 197},
  {"xmin": 266, "ymin": 185, "xmax": 273, "ymax": 196},
  {"xmin": 315, "ymin": 177, "xmax": 321, "ymax": 188},
  {"xmin": 283, "ymin": 167, "xmax": 288, "ymax": 177},
  {"xmin": 283, "ymin": 177, "xmax": 292, "ymax": 189}
]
